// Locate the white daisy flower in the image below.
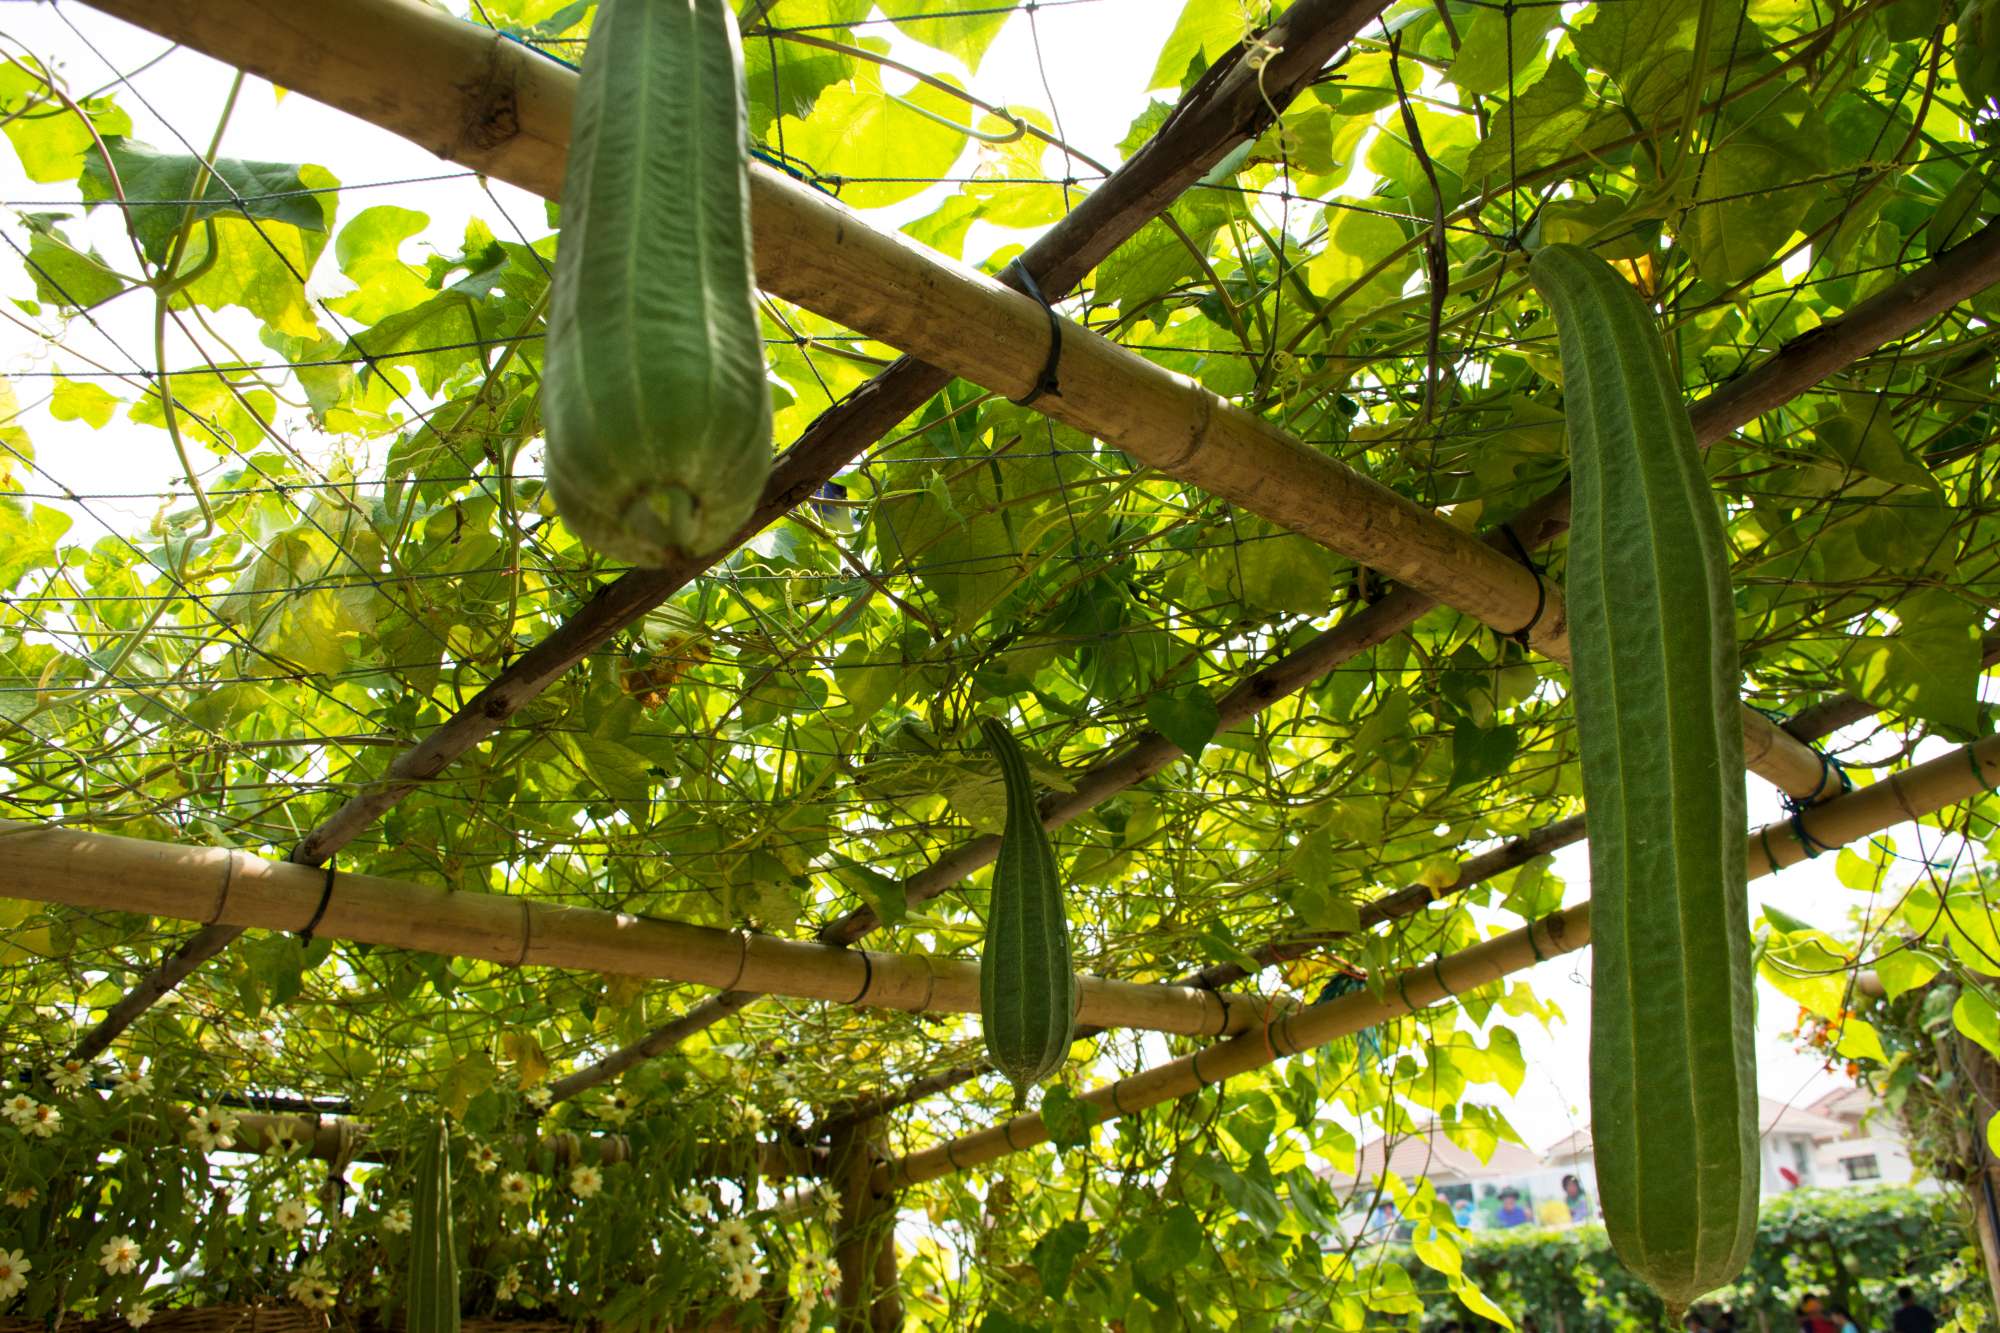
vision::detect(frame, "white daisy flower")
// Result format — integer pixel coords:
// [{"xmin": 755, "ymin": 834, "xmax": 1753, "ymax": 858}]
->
[
  {"xmin": 273, "ymin": 1197, "xmax": 311, "ymax": 1232},
  {"xmin": 499, "ymin": 1172, "xmax": 531, "ymax": 1205},
  {"xmin": 186, "ymin": 1106, "xmax": 239, "ymax": 1151},
  {"xmin": 737, "ymin": 1104, "xmax": 765, "ymax": 1135},
  {"xmin": 22, "ymin": 1102, "xmax": 60, "ymax": 1138},
  {"xmin": 678, "ymin": 1187, "xmax": 713, "ymax": 1218},
  {"xmin": 287, "ymin": 1265, "xmax": 336, "ymax": 1310},
  {"xmin": 713, "ymin": 1217, "xmax": 756, "ymax": 1259},
  {"xmin": 47, "ymin": 1060, "xmax": 89, "ymax": 1092},
  {"xmin": 471, "ymin": 1142, "xmax": 500, "ymax": 1174},
  {"xmin": 1, "ymin": 1094, "xmax": 36, "ymax": 1125},
  {"xmin": 109, "ymin": 1068, "xmax": 153, "ymax": 1099},
  {"xmin": 98, "ymin": 1235, "xmax": 141, "ymax": 1276},
  {"xmin": 525, "ymin": 1086, "xmax": 552, "ymax": 1109},
  {"xmin": 5, "ymin": 1187, "xmax": 37, "ymax": 1208},
  {"xmin": 600, "ymin": 1091, "xmax": 633, "ymax": 1125},
  {"xmin": 381, "ymin": 1204, "xmax": 412, "ymax": 1234},
  {"xmin": 569, "ymin": 1164, "xmax": 603, "ymax": 1198},
  {"xmin": 126, "ymin": 1301, "xmax": 154, "ymax": 1328},
  {"xmin": 722, "ymin": 1264, "xmax": 761, "ymax": 1301},
  {"xmin": 0, "ymin": 1248, "xmax": 29, "ymax": 1300}
]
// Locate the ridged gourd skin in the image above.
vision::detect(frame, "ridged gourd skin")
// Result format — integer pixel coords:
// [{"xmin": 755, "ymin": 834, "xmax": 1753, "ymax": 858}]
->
[
  {"xmin": 1528, "ymin": 243, "xmax": 1758, "ymax": 1313},
  {"xmin": 542, "ymin": 0, "xmax": 773, "ymax": 566},
  {"xmin": 978, "ymin": 718, "xmax": 1077, "ymax": 1102},
  {"xmin": 406, "ymin": 1117, "xmax": 460, "ymax": 1333}
]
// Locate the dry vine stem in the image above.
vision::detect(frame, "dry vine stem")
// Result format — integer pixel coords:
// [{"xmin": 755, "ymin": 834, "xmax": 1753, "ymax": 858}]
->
[{"xmin": 875, "ymin": 734, "xmax": 2000, "ymax": 1189}]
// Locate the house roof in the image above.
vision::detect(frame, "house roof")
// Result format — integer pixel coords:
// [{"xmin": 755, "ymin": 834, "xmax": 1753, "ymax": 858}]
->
[
  {"xmin": 1319, "ymin": 1126, "xmax": 1546, "ymax": 1189},
  {"xmin": 1759, "ymin": 1094, "xmax": 1849, "ymax": 1140},
  {"xmin": 1803, "ymin": 1084, "xmax": 1874, "ymax": 1127}
]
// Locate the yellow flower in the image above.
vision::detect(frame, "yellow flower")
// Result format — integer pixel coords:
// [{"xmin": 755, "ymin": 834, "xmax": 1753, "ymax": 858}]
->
[
  {"xmin": 569, "ymin": 1164, "xmax": 603, "ymax": 1198},
  {"xmin": 126, "ymin": 1301, "xmax": 154, "ymax": 1328}
]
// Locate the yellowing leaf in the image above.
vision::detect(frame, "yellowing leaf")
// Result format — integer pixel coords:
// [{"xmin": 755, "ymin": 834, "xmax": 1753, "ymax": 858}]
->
[{"xmin": 51, "ymin": 378, "xmax": 116, "ymax": 428}]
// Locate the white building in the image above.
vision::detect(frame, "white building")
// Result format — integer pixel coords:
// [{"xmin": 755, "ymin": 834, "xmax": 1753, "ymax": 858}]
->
[{"xmin": 1325, "ymin": 1085, "xmax": 1917, "ymax": 1236}]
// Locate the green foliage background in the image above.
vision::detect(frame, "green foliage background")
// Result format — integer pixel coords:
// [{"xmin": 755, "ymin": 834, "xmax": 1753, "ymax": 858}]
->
[{"xmin": 0, "ymin": 0, "xmax": 1996, "ymax": 1327}]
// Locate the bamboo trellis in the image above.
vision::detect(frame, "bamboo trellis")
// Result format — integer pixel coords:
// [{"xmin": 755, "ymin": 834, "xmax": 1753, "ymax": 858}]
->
[
  {"xmin": 874, "ymin": 734, "xmax": 2000, "ymax": 1188},
  {"xmin": 552, "ymin": 234, "xmax": 2000, "ymax": 1099},
  {"xmin": 68, "ymin": 0, "xmax": 2000, "ymax": 1072},
  {"xmin": 47, "ymin": 0, "xmax": 2000, "ymax": 1184},
  {"xmin": 67, "ymin": 0, "xmax": 1394, "ymax": 1061},
  {"xmin": 76, "ymin": 0, "xmax": 1844, "ymax": 803}
]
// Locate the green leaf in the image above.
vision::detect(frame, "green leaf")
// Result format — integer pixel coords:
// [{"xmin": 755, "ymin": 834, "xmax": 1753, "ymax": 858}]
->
[
  {"xmin": 1148, "ymin": 0, "xmax": 1243, "ymax": 91},
  {"xmin": 1955, "ymin": 989, "xmax": 2000, "ymax": 1060},
  {"xmin": 1146, "ymin": 685, "xmax": 1220, "ymax": 760},
  {"xmin": 328, "ymin": 205, "xmax": 435, "ymax": 324},
  {"xmin": 1463, "ymin": 62, "xmax": 1621, "ymax": 182},
  {"xmin": 1030, "ymin": 1219, "xmax": 1091, "ymax": 1300},
  {"xmin": 1873, "ymin": 946, "xmax": 1941, "ymax": 999},
  {"xmin": 21, "ymin": 215, "xmax": 126, "ymax": 310},
  {"xmin": 1679, "ymin": 78, "xmax": 1831, "ymax": 287},
  {"xmin": 775, "ymin": 66, "xmax": 970, "ymax": 209},
  {"xmin": 833, "ymin": 855, "xmax": 908, "ymax": 930},
  {"xmin": 1447, "ymin": 6, "xmax": 1561, "ymax": 96},
  {"xmin": 0, "ymin": 64, "xmax": 131, "ymax": 182},
  {"xmin": 50, "ymin": 378, "xmax": 116, "ymax": 428},
  {"xmin": 1448, "ymin": 723, "xmax": 1518, "ymax": 790},
  {"xmin": 877, "ymin": 0, "xmax": 1009, "ymax": 70},
  {"xmin": 82, "ymin": 138, "xmax": 336, "ymax": 265},
  {"xmin": 1837, "ymin": 589, "xmax": 1980, "ymax": 738},
  {"xmin": 1040, "ymin": 1084, "xmax": 1099, "ymax": 1151}
]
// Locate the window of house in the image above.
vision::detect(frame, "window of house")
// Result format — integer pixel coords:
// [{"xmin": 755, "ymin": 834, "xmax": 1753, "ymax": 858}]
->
[{"xmin": 1843, "ymin": 1155, "xmax": 1881, "ymax": 1182}]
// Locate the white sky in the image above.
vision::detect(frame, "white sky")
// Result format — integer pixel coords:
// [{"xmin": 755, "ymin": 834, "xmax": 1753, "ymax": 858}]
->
[{"xmin": 0, "ymin": 0, "xmax": 1940, "ymax": 1159}]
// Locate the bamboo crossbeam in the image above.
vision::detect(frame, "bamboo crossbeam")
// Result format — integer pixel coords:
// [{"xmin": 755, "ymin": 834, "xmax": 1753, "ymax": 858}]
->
[
  {"xmin": 0, "ymin": 820, "xmax": 1290, "ymax": 1040},
  {"xmin": 876, "ymin": 735, "xmax": 2000, "ymax": 1188},
  {"xmin": 67, "ymin": 0, "xmax": 1389, "ymax": 1062},
  {"xmin": 77, "ymin": 0, "xmax": 1834, "ymax": 807}
]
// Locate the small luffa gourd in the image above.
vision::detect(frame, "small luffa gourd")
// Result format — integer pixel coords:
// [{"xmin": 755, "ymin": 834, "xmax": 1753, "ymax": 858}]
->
[
  {"xmin": 978, "ymin": 718, "xmax": 1076, "ymax": 1102},
  {"xmin": 542, "ymin": 0, "xmax": 772, "ymax": 564},
  {"xmin": 1528, "ymin": 243, "xmax": 1757, "ymax": 1313},
  {"xmin": 406, "ymin": 1116, "xmax": 460, "ymax": 1333}
]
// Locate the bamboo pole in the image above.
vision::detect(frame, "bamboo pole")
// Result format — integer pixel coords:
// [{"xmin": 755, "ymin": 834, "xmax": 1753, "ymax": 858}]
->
[
  {"xmin": 0, "ymin": 820, "xmax": 1289, "ymax": 1040},
  {"xmin": 876, "ymin": 735, "xmax": 2000, "ymax": 1188},
  {"xmin": 66, "ymin": 0, "xmax": 1391, "ymax": 1062},
  {"xmin": 76, "ymin": 0, "xmax": 1836, "ymax": 805}
]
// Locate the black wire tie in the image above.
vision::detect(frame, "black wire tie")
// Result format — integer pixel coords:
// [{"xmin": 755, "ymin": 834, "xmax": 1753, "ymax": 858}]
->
[
  {"xmin": 1002, "ymin": 258, "xmax": 1063, "ymax": 408},
  {"xmin": 297, "ymin": 864, "xmax": 336, "ymax": 946},
  {"xmin": 1498, "ymin": 523, "xmax": 1546, "ymax": 646}
]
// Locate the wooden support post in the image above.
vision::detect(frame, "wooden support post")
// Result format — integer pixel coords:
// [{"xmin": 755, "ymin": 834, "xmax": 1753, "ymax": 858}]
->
[
  {"xmin": 829, "ymin": 1121, "xmax": 904, "ymax": 1332},
  {"xmin": 1957, "ymin": 1026, "xmax": 2000, "ymax": 1313}
]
